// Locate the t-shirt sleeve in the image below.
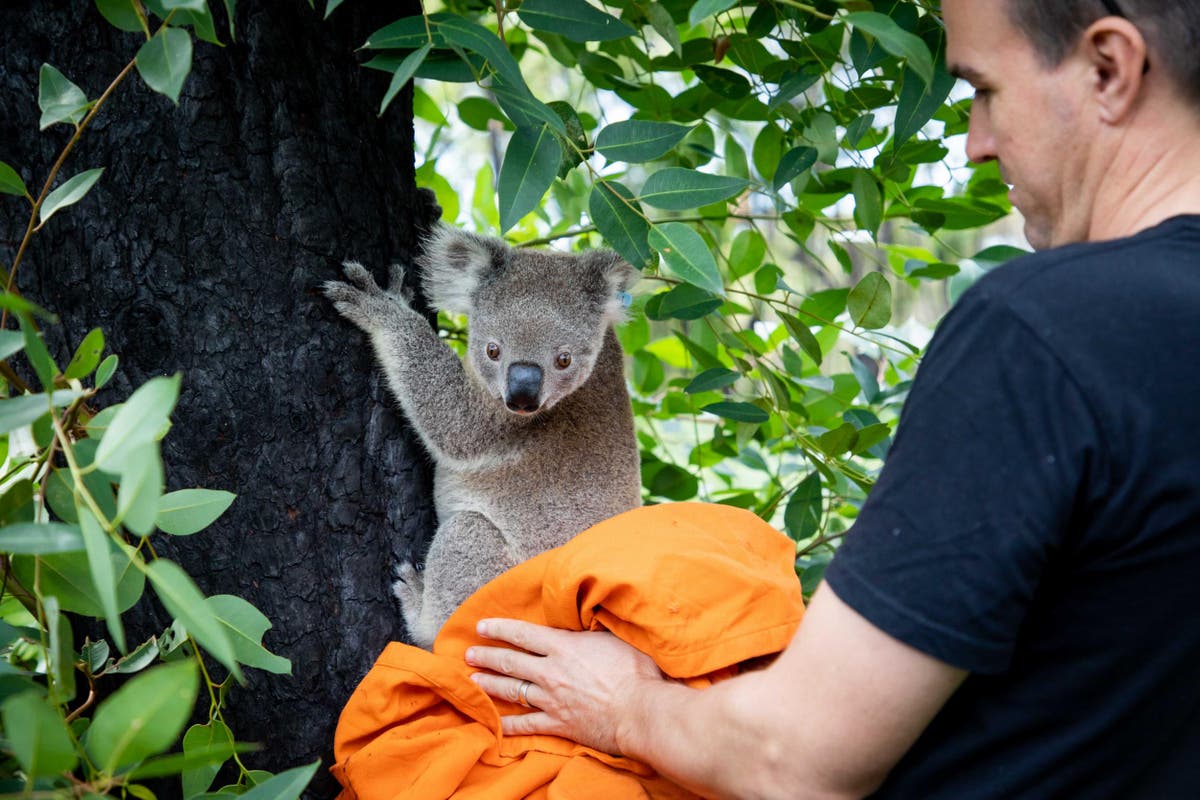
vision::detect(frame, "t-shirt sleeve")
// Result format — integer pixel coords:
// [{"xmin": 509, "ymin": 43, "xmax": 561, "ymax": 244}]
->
[{"xmin": 823, "ymin": 286, "xmax": 1106, "ymax": 674}]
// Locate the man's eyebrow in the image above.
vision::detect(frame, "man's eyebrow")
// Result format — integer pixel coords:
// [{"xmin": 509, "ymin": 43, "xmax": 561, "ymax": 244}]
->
[{"xmin": 948, "ymin": 63, "xmax": 985, "ymax": 84}]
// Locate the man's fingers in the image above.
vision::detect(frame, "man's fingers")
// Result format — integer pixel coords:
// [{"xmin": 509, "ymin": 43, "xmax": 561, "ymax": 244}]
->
[
  {"xmin": 476, "ymin": 618, "xmax": 567, "ymax": 655},
  {"xmin": 500, "ymin": 711, "xmax": 562, "ymax": 737},
  {"xmin": 470, "ymin": 671, "xmax": 542, "ymax": 706}
]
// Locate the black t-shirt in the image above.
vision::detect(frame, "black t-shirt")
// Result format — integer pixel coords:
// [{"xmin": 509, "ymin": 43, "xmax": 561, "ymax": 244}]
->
[{"xmin": 824, "ymin": 216, "xmax": 1200, "ymax": 798}]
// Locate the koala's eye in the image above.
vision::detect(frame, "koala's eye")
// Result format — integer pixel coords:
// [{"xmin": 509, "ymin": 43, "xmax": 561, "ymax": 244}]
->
[
  {"xmin": 555, "ymin": 352, "xmax": 572, "ymax": 369},
  {"xmin": 486, "ymin": 342, "xmax": 501, "ymax": 361}
]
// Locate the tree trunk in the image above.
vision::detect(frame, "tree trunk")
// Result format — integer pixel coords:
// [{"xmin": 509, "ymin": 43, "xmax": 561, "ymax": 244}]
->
[{"xmin": 0, "ymin": 2, "xmax": 436, "ymax": 796}]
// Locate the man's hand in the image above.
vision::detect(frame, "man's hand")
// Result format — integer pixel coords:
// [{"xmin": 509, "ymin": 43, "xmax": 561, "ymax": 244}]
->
[{"xmin": 466, "ymin": 619, "xmax": 665, "ymax": 755}]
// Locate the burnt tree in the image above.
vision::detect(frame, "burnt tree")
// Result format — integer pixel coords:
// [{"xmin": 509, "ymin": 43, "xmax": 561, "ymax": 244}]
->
[{"xmin": 0, "ymin": 1, "xmax": 436, "ymax": 795}]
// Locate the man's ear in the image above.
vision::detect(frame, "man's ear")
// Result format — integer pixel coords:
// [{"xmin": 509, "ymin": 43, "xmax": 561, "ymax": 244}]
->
[
  {"xmin": 1082, "ymin": 16, "xmax": 1148, "ymax": 124},
  {"xmin": 418, "ymin": 224, "xmax": 508, "ymax": 314}
]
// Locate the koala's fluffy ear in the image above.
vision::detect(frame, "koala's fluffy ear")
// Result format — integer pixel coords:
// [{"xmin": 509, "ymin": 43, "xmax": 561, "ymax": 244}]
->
[
  {"xmin": 418, "ymin": 224, "xmax": 508, "ymax": 314},
  {"xmin": 584, "ymin": 250, "xmax": 642, "ymax": 324}
]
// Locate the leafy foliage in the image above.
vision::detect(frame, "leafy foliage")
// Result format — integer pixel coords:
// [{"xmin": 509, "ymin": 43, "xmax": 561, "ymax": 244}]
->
[
  {"xmin": 365, "ymin": 0, "xmax": 1027, "ymax": 578},
  {"xmin": 0, "ymin": 2, "xmax": 312, "ymax": 797}
]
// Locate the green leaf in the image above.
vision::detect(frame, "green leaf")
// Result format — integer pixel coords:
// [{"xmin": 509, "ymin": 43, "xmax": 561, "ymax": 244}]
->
[
  {"xmin": 64, "ymin": 327, "xmax": 105, "ymax": 380},
  {"xmin": 180, "ymin": 720, "xmax": 235, "ymax": 793},
  {"xmin": 85, "ymin": 661, "xmax": 200, "ymax": 772},
  {"xmin": 0, "ymin": 522, "xmax": 84, "ymax": 554},
  {"xmin": 852, "ymin": 169, "xmax": 883, "ymax": 237},
  {"xmin": 818, "ymin": 422, "xmax": 859, "ymax": 456},
  {"xmin": 94, "ymin": 374, "xmax": 180, "ymax": 474},
  {"xmin": 772, "ymin": 146, "xmax": 818, "ymax": 192},
  {"xmin": 106, "ymin": 635, "xmax": 161, "ymax": 675},
  {"xmin": 972, "ymin": 244, "xmax": 1031, "ymax": 267},
  {"xmin": 365, "ymin": 13, "xmax": 449, "ymax": 48},
  {"xmin": 325, "ymin": 0, "xmax": 346, "ymax": 18},
  {"xmin": 95, "ymin": 0, "xmax": 147, "ymax": 33},
  {"xmin": 688, "ymin": 0, "xmax": 737, "ymax": 25},
  {"xmin": 779, "ymin": 313, "xmax": 823, "ymax": 367},
  {"xmin": 497, "ymin": 124, "xmax": 562, "ymax": 233},
  {"xmin": 18, "ymin": 313, "xmax": 56, "ymax": 391},
  {"xmin": 692, "ymin": 64, "xmax": 751, "ymax": 99},
  {"xmin": 237, "ymin": 761, "xmax": 320, "ymax": 800},
  {"xmin": 0, "ymin": 390, "xmax": 82, "ymax": 435},
  {"xmin": 589, "ymin": 180, "xmax": 654, "ymax": 269},
  {"xmin": 38, "ymin": 64, "xmax": 90, "ymax": 130},
  {"xmin": 894, "ymin": 64, "xmax": 956, "ymax": 147},
  {"xmin": 11, "ymin": 546, "xmax": 145, "ymax": 617},
  {"xmin": 95, "ymin": 354, "xmax": 119, "ymax": 389},
  {"xmin": 1, "ymin": 691, "xmax": 78, "ymax": 778},
  {"xmin": 648, "ymin": 222, "xmax": 724, "ymax": 296},
  {"xmin": 130, "ymin": 740, "xmax": 253, "ymax": 783},
  {"xmin": 728, "ymin": 229, "xmax": 765, "ymax": 279},
  {"xmin": 784, "ymin": 472, "xmax": 821, "ymax": 542},
  {"xmin": 646, "ymin": 3, "xmax": 681, "ymax": 59},
  {"xmin": 0, "ymin": 161, "xmax": 28, "ymax": 196},
  {"xmin": 595, "ymin": 120, "xmax": 692, "ymax": 163},
  {"xmin": 438, "ymin": 17, "xmax": 528, "ymax": 98},
  {"xmin": 39, "ymin": 167, "xmax": 104, "ymax": 225},
  {"xmin": 205, "ymin": 595, "xmax": 292, "ymax": 674},
  {"xmin": 640, "ymin": 168, "xmax": 748, "ymax": 210},
  {"xmin": 685, "ymin": 367, "xmax": 739, "ymax": 394},
  {"xmin": 702, "ymin": 401, "xmax": 769, "ymax": 424},
  {"xmin": 78, "ymin": 504, "xmax": 126, "ymax": 652},
  {"xmin": 847, "ymin": 273, "xmax": 892, "ymax": 330},
  {"xmin": 656, "ymin": 284, "xmax": 722, "ymax": 320},
  {"xmin": 44, "ymin": 596, "xmax": 75, "ymax": 703},
  {"xmin": 844, "ymin": 12, "xmax": 934, "ymax": 86},
  {"xmin": 116, "ymin": 445, "xmax": 164, "ymax": 536},
  {"xmin": 135, "ymin": 26, "xmax": 194, "ymax": 104},
  {"xmin": 516, "ymin": 0, "xmax": 636, "ymax": 42},
  {"xmin": 156, "ymin": 489, "xmax": 236, "ymax": 536},
  {"xmin": 379, "ymin": 42, "xmax": 432, "ymax": 116},
  {"xmin": 147, "ymin": 560, "xmax": 242, "ymax": 681}
]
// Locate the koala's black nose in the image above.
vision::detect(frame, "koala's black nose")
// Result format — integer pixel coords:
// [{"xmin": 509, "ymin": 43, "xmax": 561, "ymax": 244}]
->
[{"xmin": 505, "ymin": 362, "xmax": 543, "ymax": 413}]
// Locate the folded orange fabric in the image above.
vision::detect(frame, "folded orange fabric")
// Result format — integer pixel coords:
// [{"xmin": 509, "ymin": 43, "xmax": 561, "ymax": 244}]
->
[{"xmin": 331, "ymin": 502, "xmax": 806, "ymax": 799}]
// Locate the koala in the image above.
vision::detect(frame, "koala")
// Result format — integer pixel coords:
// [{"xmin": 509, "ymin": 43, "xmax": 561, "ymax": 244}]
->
[{"xmin": 323, "ymin": 225, "xmax": 643, "ymax": 648}]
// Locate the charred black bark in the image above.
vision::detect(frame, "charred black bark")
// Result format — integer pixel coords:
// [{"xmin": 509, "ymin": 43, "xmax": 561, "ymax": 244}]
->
[{"xmin": 0, "ymin": 2, "xmax": 435, "ymax": 795}]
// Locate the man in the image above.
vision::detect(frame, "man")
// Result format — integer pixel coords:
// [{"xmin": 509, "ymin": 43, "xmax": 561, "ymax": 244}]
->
[{"xmin": 465, "ymin": 1, "xmax": 1200, "ymax": 796}]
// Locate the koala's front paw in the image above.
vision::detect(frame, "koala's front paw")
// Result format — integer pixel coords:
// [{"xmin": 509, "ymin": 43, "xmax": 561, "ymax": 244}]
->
[{"xmin": 323, "ymin": 261, "xmax": 411, "ymax": 331}]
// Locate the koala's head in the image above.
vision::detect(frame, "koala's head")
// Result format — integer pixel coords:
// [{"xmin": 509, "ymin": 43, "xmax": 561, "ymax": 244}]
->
[{"xmin": 418, "ymin": 225, "xmax": 639, "ymax": 416}]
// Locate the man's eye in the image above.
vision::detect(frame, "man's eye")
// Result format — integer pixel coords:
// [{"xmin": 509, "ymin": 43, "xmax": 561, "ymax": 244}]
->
[{"xmin": 973, "ymin": 88, "xmax": 992, "ymax": 101}]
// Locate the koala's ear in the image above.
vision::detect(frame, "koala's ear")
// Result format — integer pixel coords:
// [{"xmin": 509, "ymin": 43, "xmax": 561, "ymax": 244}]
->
[
  {"xmin": 418, "ymin": 224, "xmax": 507, "ymax": 314},
  {"xmin": 585, "ymin": 250, "xmax": 642, "ymax": 324}
]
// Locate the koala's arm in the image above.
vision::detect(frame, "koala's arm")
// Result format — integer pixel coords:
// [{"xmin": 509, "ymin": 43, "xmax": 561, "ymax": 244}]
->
[{"xmin": 324, "ymin": 262, "xmax": 511, "ymax": 465}]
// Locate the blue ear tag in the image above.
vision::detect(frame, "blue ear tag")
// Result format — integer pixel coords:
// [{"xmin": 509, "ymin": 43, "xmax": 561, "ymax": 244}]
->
[{"xmin": 619, "ymin": 291, "xmax": 633, "ymax": 309}]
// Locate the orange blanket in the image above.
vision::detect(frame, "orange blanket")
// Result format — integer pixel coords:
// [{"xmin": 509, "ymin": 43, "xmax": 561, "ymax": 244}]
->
[{"xmin": 331, "ymin": 502, "xmax": 805, "ymax": 799}]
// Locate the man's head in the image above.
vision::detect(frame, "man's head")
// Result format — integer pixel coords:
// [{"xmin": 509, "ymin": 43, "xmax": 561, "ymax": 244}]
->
[
  {"xmin": 943, "ymin": 0, "xmax": 1200, "ymax": 249},
  {"xmin": 1006, "ymin": 1, "xmax": 1200, "ymax": 105}
]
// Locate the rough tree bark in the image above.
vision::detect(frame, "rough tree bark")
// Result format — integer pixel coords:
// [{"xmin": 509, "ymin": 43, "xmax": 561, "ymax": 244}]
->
[{"xmin": 0, "ymin": 2, "xmax": 436, "ymax": 796}]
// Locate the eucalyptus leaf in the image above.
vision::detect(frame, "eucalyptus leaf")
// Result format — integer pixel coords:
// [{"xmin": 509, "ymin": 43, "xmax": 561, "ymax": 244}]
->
[
  {"xmin": 588, "ymin": 180, "xmax": 654, "ymax": 269},
  {"xmin": 1, "ymin": 691, "xmax": 78, "ymax": 778},
  {"xmin": 516, "ymin": 0, "xmax": 636, "ymax": 42},
  {"xmin": 85, "ymin": 661, "xmax": 200, "ymax": 772},
  {"xmin": 0, "ymin": 522, "xmax": 84, "ymax": 555},
  {"xmin": 648, "ymin": 222, "xmax": 724, "ymax": 297},
  {"xmin": 379, "ymin": 43, "xmax": 432, "ymax": 116},
  {"xmin": 237, "ymin": 761, "xmax": 320, "ymax": 800},
  {"xmin": 640, "ymin": 168, "xmax": 748, "ymax": 210},
  {"xmin": 848, "ymin": 272, "xmax": 893, "ymax": 330},
  {"xmin": 595, "ymin": 120, "xmax": 692, "ymax": 163},
  {"xmin": 0, "ymin": 390, "xmax": 82, "ymax": 436},
  {"xmin": 64, "ymin": 327, "xmax": 105, "ymax": 380},
  {"xmin": 78, "ymin": 504, "xmax": 126, "ymax": 652},
  {"xmin": 0, "ymin": 161, "xmax": 28, "ymax": 197},
  {"xmin": 95, "ymin": 353, "xmax": 119, "ymax": 389},
  {"xmin": 498, "ymin": 124, "xmax": 561, "ymax": 233},
  {"xmin": 147, "ymin": 559, "xmax": 242, "ymax": 681},
  {"xmin": 115, "ymin": 444, "xmax": 164, "ymax": 536},
  {"xmin": 94, "ymin": 373, "xmax": 180, "ymax": 474},
  {"xmin": 685, "ymin": 367, "xmax": 739, "ymax": 394},
  {"xmin": 39, "ymin": 167, "xmax": 104, "ymax": 225},
  {"xmin": 773, "ymin": 146, "xmax": 817, "ymax": 192},
  {"xmin": 38, "ymin": 64, "xmax": 90, "ymax": 129},
  {"xmin": 784, "ymin": 472, "xmax": 822, "ymax": 542},
  {"xmin": 844, "ymin": 12, "xmax": 934, "ymax": 86},
  {"xmin": 135, "ymin": 26, "xmax": 194, "ymax": 104},
  {"xmin": 157, "ymin": 489, "xmax": 236, "ymax": 536},
  {"xmin": 688, "ymin": 0, "xmax": 738, "ymax": 25},
  {"xmin": 702, "ymin": 401, "xmax": 769, "ymax": 424},
  {"xmin": 95, "ymin": 0, "xmax": 147, "ymax": 33},
  {"xmin": 205, "ymin": 595, "xmax": 292, "ymax": 674}
]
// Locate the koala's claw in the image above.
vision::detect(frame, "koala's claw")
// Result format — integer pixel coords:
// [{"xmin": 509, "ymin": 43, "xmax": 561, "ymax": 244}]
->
[{"xmin": 341, "ymin": 260, "xmax": 383, "ymax": 294}]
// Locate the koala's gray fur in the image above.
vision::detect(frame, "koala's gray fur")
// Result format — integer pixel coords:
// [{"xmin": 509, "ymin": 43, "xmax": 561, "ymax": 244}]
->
[{"xmin": 323, "ymin": 225, "xmax": 642, "ymax": 648}]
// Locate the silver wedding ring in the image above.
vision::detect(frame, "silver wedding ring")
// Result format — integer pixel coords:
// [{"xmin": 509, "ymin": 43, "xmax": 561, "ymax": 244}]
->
[{"xmin": 518, "ymin": 679, "xmax": 533, "ymax": 707}]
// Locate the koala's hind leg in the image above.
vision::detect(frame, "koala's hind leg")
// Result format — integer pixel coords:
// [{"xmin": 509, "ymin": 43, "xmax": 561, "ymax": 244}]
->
[{"xmin": 394, "ymin": 510, "xmax": 518, "ymax": 649}]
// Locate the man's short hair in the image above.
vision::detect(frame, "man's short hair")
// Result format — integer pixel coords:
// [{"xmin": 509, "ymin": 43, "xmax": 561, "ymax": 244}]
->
[{"xmin": 1005, "ymin": 0, "xmax": 1200, "ymax": 104}]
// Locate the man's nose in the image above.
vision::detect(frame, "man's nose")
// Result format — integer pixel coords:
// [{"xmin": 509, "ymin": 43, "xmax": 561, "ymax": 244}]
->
[{"xmin": 964, "ymin": 108, "xmax": 997, "ymax": 164}]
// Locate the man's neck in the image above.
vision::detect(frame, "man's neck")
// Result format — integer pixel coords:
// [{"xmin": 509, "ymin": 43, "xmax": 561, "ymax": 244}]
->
[{"xmin": 1088, "ymin": 104, "xmax": 1200, "ymax": 242}]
